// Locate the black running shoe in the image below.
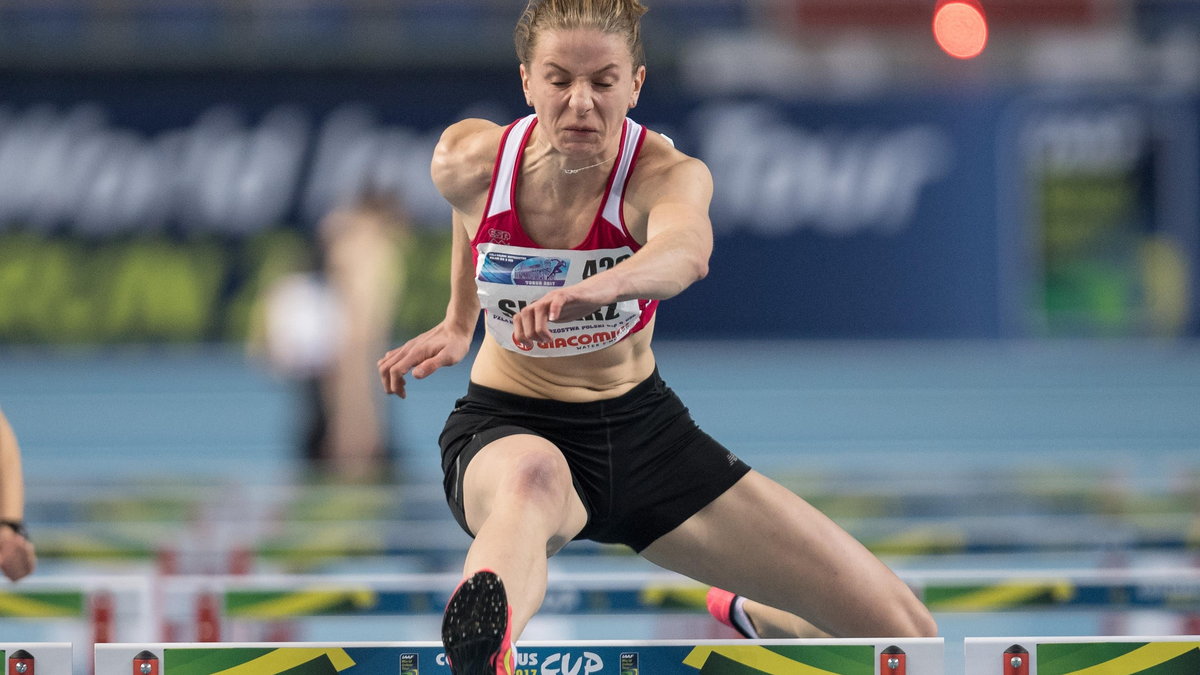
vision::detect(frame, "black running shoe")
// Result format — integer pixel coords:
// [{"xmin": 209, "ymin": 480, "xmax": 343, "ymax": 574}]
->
[{"xmin": 442, "ymin": 570, "xmax": 515, "ymax": 675}]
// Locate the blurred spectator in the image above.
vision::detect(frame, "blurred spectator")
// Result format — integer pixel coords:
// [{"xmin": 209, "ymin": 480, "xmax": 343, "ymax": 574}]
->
[
  {"xmin": 0, "ymin": 410, "xmax": 36, "ymax": 581},
  {"xmin": 250, "ymin": 193, "xmax": 410, "ymax": 481}
]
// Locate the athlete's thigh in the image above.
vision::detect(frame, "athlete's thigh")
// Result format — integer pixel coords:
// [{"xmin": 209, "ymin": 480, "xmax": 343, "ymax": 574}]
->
[
  {"xmin": 640, "ymin": 470, "xmax": 910, "ymax": 634},
  {"xmin": 460, "ymin": 432, "xmax": 589, "ymax": 546}
]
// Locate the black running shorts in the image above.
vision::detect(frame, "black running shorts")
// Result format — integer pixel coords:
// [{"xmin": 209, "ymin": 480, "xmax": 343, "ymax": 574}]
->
[{"xmin": 438, "ymin": 368, "xmax": 752, "ymax": 552}]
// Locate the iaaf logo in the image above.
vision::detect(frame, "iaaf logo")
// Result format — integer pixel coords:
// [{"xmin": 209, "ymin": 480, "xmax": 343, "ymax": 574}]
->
[{"xmin": 436, "ymin": 651, "xmax": 603, "ymax": 674}]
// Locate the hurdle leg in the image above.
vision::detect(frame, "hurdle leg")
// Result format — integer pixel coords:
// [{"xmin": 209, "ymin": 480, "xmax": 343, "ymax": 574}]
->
[
  {"xmin": 881, "ymin": 645, "xmax": 906, "ymax": 675},
  {"xmin": 1003, "ymin": 644, "xmax": 1028, "ymax": 675}
]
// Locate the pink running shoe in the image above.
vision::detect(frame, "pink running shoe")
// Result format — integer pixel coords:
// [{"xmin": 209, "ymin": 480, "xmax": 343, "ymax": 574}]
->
[
  {"xmin": 442, "ymin": 570, "xmax": 516, "ymax": 675},
  {"xmin": 706, "ymin": 587, "xmax": 760, "ymax": 639}
]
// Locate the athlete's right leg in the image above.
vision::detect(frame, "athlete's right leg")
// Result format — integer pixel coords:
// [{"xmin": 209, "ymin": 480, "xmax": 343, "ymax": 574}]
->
[{"xmin": 457, "ymin": 433, "xmax": 589, "ymax": 640}]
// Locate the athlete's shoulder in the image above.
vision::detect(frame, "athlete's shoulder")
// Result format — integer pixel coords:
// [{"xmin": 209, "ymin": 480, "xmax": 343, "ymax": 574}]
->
[
  {"xmin": 431, "ymin": 118, "xmax": 507, "ymax": 207},
  {"xmin": 632, "ymin": 127, "xmax": 713, "ymax": 198},
  {"xmin": 440, "ymin": 118, "xmax": 505, "ymax": 152}
]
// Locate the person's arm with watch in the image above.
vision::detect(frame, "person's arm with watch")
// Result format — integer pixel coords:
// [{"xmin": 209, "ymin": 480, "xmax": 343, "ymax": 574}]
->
[{"xmin": 0, "ymin": 411, "xmax": 35, "ymax": 581}]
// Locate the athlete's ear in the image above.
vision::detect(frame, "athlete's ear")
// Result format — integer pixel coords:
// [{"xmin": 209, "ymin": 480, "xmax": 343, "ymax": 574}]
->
[
  {"xmin": 629, "ymin": 65, "xmax": 646, "ymax": 109},
  {"xmin": 520, "ymin": 63, "xmax": 533, "ymax": 107}
]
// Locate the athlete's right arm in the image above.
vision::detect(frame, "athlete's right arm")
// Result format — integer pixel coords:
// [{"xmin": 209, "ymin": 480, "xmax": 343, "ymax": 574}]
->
[
  {"xmin": 377, "ymin": 120, "xmax": 495, "ymax": 399},
  {"xmin": 377, "ymin": 210, "xmax": 478, "ymax": 398}
]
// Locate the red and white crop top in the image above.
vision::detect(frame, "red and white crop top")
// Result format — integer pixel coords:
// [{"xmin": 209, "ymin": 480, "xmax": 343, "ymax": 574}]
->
[{"xmin": 471, "ymin": 114, "xmax": 658, "ymax": 357}]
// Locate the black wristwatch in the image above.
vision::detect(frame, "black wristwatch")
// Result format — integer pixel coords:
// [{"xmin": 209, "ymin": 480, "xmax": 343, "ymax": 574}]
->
[{"xmin": 0, "ymin": 520, "xmax": 28, "ymax": 539}]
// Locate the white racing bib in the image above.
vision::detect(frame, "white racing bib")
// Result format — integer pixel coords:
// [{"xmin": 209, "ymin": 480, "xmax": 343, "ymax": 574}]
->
[{"xmin": 476, "ymin": 242, "xmax": 642, "ymax": 357}]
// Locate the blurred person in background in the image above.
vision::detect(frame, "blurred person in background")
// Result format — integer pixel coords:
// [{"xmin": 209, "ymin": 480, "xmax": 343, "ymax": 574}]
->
[
  {"xmin": 378, "ymin": 0, "xmax": 935, "ymax": 672},
  {"xmin": 252, "ymin": 192, "xmax": 410, "ymax": 481},
  {"xmin": 0, "ymin": 410, "xmax": 37, "ymax": 581}
]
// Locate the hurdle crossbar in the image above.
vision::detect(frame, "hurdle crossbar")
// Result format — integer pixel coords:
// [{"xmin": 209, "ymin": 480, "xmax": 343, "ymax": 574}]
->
[
  {"xmin": 33, "ymin": 513, "xmax": 1200, "ymax": 565},
  {"xmin": 160, "ymin": 567, "xmax": 1200, "ymax": 627}
]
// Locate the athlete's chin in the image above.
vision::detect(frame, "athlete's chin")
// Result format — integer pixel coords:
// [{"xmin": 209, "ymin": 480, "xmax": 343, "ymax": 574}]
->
[{"xmin": 558, "ymin": 137, "xmax": 604, "ymax": 156}]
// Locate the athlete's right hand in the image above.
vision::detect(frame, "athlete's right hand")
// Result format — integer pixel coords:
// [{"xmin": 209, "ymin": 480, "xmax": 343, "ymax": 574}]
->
[
  {"xmin": 0, "ymin": 526, "xmax": 35, "ymax": 582},
  {"xmin": 377, "ymin": 324, "xmax": 472, "ymax": 399}
]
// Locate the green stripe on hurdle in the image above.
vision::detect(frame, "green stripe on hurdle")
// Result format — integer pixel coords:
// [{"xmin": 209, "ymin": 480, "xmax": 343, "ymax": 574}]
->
[
  {"xmin": 921, "ymin": 578, "xmax": 1200, "ymax": 610},
  {"xmin": 922, "ymin": 580, "xmax": 1076, "ymax": 611},
  {"xmin": 224, "ymin": 589, "xmax": 382, "ymax": 618},
  {"xmin": 0, "ymin": 590, "xmax": 85, "ymax": 617},
  {"xmin": 1037, "ymin": 641, "xmax": 1200, "ymax": 675}
]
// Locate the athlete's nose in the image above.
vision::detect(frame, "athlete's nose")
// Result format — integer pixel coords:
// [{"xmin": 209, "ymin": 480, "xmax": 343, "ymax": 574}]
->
[{"xmin": 568, "ymin": 81, "xmax": 593, "ymax": 114}]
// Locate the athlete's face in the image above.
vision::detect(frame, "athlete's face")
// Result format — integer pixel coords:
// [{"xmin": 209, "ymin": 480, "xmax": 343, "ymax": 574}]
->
[{"xmin": 520, "ymin": 28, "xmax": 645, "ymax": 159}]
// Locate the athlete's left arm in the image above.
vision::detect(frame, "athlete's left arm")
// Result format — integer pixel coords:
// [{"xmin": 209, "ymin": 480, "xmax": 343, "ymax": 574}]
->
[
  {"xmin": 510, "ymin": 155, "xmax": 713, "ymax": 348},
  {"xmin": 611, "ymin": 154, "xmax": 714, "ymax": 299}
]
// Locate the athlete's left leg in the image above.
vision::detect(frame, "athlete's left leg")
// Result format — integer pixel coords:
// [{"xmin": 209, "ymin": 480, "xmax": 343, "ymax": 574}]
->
[{"xmin": 640, "ymin": 470, "xmax": 937, "ymax": 638}]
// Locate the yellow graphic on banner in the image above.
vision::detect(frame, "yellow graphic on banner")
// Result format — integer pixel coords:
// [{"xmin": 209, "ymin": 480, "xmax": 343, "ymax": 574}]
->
[
  {"xmin": 683, "ymin": 646, "xmax": 842, "ymax": 675},
  {"xmin": 229, "ymin": 589, "xmax": 377, "ymax": 618},
  {"xmin": 211, "ymin": 648, "xmax": 355, "ymax": 675},
  {"xmin": 871, "ymin": 526, "xmax": 967, "ymax": 555},
  {"xmin": 1056, "ymin": 642, "xmax": 1200, "ymax": 675},
  {"xmin": 0, "ymin": 593, "xmax": 81, "ymax": 617},
  {"xmin": 640, "ymin": 584, "xmax": 708, "ymax": 610},
  {"xmin": 931, "ymin": 580, "xmax": 1073, "ymax": 610}
]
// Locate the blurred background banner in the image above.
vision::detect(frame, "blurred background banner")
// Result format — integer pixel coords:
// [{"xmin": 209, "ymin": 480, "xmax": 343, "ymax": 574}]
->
[
  {"xmin": 998, "ymin": 89, "xmax": 1200, "ymax": 339},
  {"xmin": 0, "ymin": 0, "xmax": 1197, "ymax": 343}
]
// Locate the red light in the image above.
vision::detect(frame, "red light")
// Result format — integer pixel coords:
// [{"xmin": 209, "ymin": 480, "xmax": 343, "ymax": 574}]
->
[{"xmin": 932, "ymin": 0, "xmax": 988, "ymax": 59}]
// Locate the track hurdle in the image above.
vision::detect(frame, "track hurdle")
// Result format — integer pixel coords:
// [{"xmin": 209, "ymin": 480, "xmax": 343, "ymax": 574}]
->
[
  {"xmin": 163, "ymin": 568, "xmax": 1200, "ymax": 629},
  {"xmin": 907, "ymin": 568, "xmax": 1200, "ymax": 612},
  {"xmin": 145, "ymin": 568, "xmax": 1200, "ymax": 642},
  {"xmin": 96, "ymin": 638, "xmax": 944, "ymax": 675},
  {"xmin": 0, "ymin": 644, "xmax": 73, "ymax": 675},
  {"xmin": 0, "ymin": 576, "xmax": 156, "ymax": 643},
  {"xmin": 964, "ymin": 636, "xmax": 1200, "ymax": 675},
  {"xmin": 0, "ymin": 576, "xmax": 155, "ymax": 675}
]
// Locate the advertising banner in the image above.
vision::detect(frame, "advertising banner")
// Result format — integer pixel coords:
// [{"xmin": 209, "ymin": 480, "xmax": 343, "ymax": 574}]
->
[{"xmin": 1, "ymin": 68, "xmax": 1194, "ymax": 341}]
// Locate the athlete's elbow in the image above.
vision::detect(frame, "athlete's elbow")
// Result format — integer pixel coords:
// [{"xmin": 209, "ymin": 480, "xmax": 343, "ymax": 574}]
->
[
  {"xmin": 684, "ymin": 254, "xmax": 709, "ymax": 287},
  {"xmin": 666, "ymin": 258, "xmax": 707, "ymax": 298}
]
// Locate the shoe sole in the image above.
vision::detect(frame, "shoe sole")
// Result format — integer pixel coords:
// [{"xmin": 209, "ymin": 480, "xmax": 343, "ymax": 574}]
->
[{"xmin": 442, "ymin": 571, "xmax": 509, "ymax": 675}]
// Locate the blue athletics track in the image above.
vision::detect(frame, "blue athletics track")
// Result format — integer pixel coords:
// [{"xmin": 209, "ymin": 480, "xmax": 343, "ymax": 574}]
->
[{"xmin": 2, "ymin": 339, "xmax": 1199, "ymax": 674}]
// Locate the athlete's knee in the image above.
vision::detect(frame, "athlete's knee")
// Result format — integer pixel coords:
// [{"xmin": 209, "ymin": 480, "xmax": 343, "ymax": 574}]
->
[
  {"xmin": 888, "ymin": 599, "xmax": 938, "ymax": 638},
  {"xmin": 912, "ymin": 611, "xmax": 938, "ymax": 638},
  {"xmin": 462, "ymin": 442, "xmax": 579, "ymax": 534},
  {"xmin": 500, "ymin": 447, "xmax": 575, "ymax": 508},
  {"xmin": 847, "ymin": 582, "xmax": 937, "ymax": 638}
]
